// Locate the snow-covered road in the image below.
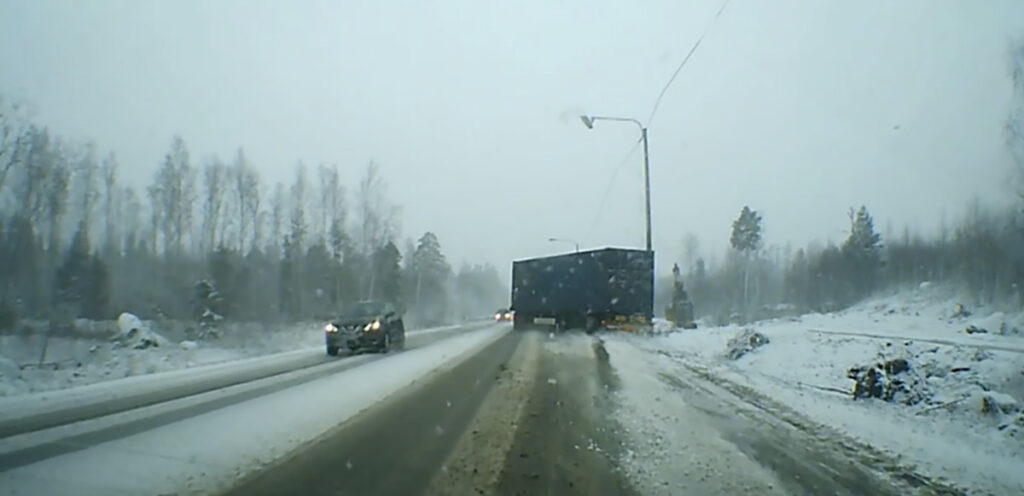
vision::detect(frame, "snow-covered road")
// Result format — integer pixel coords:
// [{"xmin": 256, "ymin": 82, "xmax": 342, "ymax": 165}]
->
[
  {"xmin": 0, "ymin": 323, "xmax": 505, "ymax": 495},
  {"xmin": 226, "ymin": 329, "xmax": 955, "ymax": 496},
  {"xmin": 3, "ymin": 290, "xmax": 1018, "ymax": 496},
  {"xmin": 0, "ymin": 321, "xmax": 490, "ymax": 437}
]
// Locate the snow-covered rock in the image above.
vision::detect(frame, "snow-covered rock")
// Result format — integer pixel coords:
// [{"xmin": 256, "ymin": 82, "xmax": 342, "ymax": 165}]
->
[
  {"xmin": 179, "ymin": 340, "xmax": 199, "ymax": 351},
  {"xmin": 650, "ymin": 319, "xmax": 676, "ymax": 335},
  {"xmin": 724, "ymin": 329, "xmax": 769, "ymax": 360},
  {"xmin": 116, "ymin": 312, "xmax": 166, "ymax": 349},
  {"xmin": 117, "ymin": 312, "xmax": 146, "ymax": 337}
]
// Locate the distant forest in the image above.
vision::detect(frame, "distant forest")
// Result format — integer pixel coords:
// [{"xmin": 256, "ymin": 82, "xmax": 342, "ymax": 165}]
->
[
  {"xmin": 662, "ymin": 199, "xmax": 1024, "ymax": 326},
  {"xmin": 3, "ymin": 41, "xmax": 1023, "ymax": 332},
  {"xmin": 0, "ymin": 105, "xmax": 506, "ymax": 331},
  {"xmin": 662, "ymin": 41, "xmax": 1024, "ymax": 324}
]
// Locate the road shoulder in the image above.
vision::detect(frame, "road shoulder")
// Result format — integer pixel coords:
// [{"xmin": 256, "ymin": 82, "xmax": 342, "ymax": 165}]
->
[{"xmin": 606, "ymin": 336, "xmax": 966, "ymax": 496}]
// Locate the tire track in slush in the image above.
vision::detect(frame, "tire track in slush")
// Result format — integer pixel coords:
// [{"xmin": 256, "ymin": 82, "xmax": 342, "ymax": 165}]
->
[{"xmin": 494, "ymin": 333, "xmax": 637, "ymax": 496}]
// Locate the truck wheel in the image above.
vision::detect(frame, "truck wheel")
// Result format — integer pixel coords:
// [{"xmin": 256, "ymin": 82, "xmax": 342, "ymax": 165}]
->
[{"xmin": 327, "ymin": 346, "xmax": 339, "ymax": 356}]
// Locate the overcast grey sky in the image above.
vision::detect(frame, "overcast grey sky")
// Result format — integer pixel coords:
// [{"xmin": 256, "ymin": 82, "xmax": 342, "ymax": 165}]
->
[{"xmin": 2, "ymin": 0, "xmax": 1023, "ymax": 273}]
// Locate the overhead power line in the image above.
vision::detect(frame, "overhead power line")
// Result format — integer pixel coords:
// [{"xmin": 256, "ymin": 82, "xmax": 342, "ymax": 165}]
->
[{"xmin": 647, "ymin": 0, "xmax": 733, "ymax": 126}]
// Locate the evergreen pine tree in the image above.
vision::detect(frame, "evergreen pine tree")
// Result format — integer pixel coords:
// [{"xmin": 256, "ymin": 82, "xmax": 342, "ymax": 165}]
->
[
  {"xmin": 279, "ymin": 234, "xmax": 298, "ymax": 318},
  {"xmin": 303, "ymin": 241, "xmax": 334, "ymax": 315},
  {"xmin": 373, "ymin": 241, "xmax": 402, "ymax": 306},
  {"xmin": 729, "ymin": 206, "xmax": 763, "ymax": 316},
  {"xmin": 411, "ymin": 232, "xmax": 451, "ymax": 325},
  {"xmin": 54, "ymin": 222, "xmax": 92, "ymax": 316},
  {"xmin": 82, "ymin": 255, "xmax": 110, "ymax": 319},
  {"xmin": 208, "ymin": 246, "xmax": 238, "ymax": 318},
  {"xmin": 841, "ymin": 206, "xmax": 883, "ymax": 300}
]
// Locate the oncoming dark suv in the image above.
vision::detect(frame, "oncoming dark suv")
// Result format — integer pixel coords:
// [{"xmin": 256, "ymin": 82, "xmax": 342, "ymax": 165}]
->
[{"xmin": 324, "ymin": 301, "xmax": 406, "ymax": 356}]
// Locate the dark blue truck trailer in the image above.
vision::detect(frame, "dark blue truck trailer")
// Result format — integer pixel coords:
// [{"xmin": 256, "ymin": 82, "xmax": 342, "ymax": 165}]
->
[{"xmin": 510, "ymin": 247, "xmax": 653, "ymax": 332}]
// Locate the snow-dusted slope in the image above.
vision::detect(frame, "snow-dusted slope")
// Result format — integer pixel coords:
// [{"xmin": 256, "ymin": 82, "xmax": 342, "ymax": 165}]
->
[
  {"xmin": 0, "ymin": 321, "xmax": 326, "ymax": 397},
  {"xmin": 0, "ymin": 321, "xmax": 474, "ymax": 398},
  {"xmin": 0, "ymin": 326, "xmax": 508, "ymax": 496},
  {"xmin": 613, "ymin": 287, "xmax": 1024, "ymax": 495}
]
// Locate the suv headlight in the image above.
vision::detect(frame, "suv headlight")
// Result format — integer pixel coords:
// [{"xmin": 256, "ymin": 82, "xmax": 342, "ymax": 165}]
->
[
  {"xmin": 363, "ymin": 320, "xmax": 381, "ymax": 332},
  {"xmin": 325, "ymin": 323, "xmax": 338, "ymax": 333}
]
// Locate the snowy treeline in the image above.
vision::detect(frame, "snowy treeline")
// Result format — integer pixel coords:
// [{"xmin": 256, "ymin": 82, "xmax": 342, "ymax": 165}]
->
[
  {"xmin": 0, "ymin": 113, "xmax": 506, "ymax": 331},
  {"xmin": 667, "ymin": 201, "xmax": 1024, "ymax": 325},
  {"xmin": 664, "ymin": 41, "xmax": 1024, "ymax": 324}
]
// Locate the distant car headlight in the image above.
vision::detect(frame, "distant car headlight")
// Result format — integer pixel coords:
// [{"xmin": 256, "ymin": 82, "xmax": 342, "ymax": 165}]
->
[
  {"xmin": 494, "ymin": 313, "xmax": 502, "ymax": 320},
  {"xmin": 363, "ymin": 320, "xmax": 381, "ymax": 332},
  {"xmin": 504, "ymin": 312, "xmax": 512, "ymax": 320},
  {"xmin": 325, "ymin": 323, "xmax": 338, "ymax": 333}
]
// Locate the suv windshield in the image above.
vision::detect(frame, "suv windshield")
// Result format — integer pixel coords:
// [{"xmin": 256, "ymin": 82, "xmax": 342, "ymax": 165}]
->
[{"xmin": 344, "ymin": 302, "xmax": 387, "ymax": 318}]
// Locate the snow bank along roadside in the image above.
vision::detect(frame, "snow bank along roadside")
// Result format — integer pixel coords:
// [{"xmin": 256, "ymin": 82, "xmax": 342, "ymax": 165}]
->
[
  {"xmin": 0, "ymin": 317, "xmax": 493, "ymax": 397},
  {"xmin": 0, "ymin": 319, "xmax": 324, "ymax": 397},
  {"xmin": 635, "ymin": 289, "xmax": 1024, "ymax": 495},
  {"xmin": 0, "ymin": 320, "xmax": 484, "ymax": 405},
  {"xmin": 0, "ymin": 326, "xmax": 510, "ymax": 496},
  {"xmin": 0, "ymin": 322, "xmax": 495, "ymax": 427}
]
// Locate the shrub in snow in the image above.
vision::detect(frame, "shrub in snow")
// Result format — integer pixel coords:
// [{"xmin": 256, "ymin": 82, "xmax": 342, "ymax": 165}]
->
[
  {"xmin": 1002, "ymin": 412, "xmax": 1024, "ymax": 437},
  {"xmin": 951, "ymin": 303, "xmax": 971, "ymax": 319},
  {"xmin": 191, "ymin": 280, "xmax": 225, "ymax": 340},
  {"xmin": 976, "ymin": 391, "xmax": 1020, "ymax": 416},
  {"xmin": 847, "ymin": 358, "xmax": 927, "ymax": 405},
  {"xmin": 965, "ymin": 325, "xmax": 988, "ymax": 335},
  {"xmin": 130, "ymin": 332, "xmax": 161, "ymax": 350},
  {"xmin": 970, "ymin": 347, "xmax": 994, "ymax": 362},
  {"xmin": 724, "ymin": 329, "xmax": 769, "ymax": 360}
]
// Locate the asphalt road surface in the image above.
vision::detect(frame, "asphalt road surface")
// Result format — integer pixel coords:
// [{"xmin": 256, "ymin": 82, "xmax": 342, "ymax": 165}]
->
[
  {"xmin": 222, "ymin": 329, "xmax": 953, "ymax": 496},
  {"xmin": 4, "ymin": 324, "xmax": 956, "ymax": 495},
  {"xmin": 227, "ymin": 330, "xmax": 636, "ymax": 496}
]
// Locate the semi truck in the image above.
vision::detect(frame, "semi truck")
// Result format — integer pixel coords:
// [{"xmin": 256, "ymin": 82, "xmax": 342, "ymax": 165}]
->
[{"xmin": 510, "ymin": 247, "xmax": 653, "ymax": 332}]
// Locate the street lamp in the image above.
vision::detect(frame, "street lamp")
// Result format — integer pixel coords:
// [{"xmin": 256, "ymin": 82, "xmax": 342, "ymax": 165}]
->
[
  {"xmin": 580, "ymin": 115, "xmax": 652, "ymax": 253},
  {"xmin": 548, "ymin": 237, "xmax": 580, "ymax": 253}
]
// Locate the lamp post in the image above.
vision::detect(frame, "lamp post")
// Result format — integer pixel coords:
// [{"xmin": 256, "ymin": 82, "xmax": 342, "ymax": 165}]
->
[
  {"xmin": 548, "ymin": 237, "xmax": 580, "ymax": 253},
  {"xmin": 580, "ymin": 115, "xmax": 652, "ymax": 253}
]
